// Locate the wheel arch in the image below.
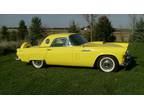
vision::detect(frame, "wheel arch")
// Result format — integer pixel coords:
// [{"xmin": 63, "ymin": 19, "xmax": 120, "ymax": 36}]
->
[
  {"xmin": 29, "ymin": 59, "xmax": 46, "ymax": 64},
  {"xmin": 93, "ymin": 54, "xmax": 119, "ymax": 67}
]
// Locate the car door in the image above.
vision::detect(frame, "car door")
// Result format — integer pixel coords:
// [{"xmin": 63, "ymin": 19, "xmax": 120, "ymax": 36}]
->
[
  {"xmin": 45, "ymin": 37, "xmax": 73, "ymax": 66},
  {"xmin": 72, "ymin": 46, "xmax": 96, "ymax": 67}
]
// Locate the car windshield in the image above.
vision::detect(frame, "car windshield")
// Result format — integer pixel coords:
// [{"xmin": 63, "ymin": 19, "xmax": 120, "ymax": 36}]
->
[{"xmin": 69, "ymin": 34, "xmax": 88, "ymax": 46}]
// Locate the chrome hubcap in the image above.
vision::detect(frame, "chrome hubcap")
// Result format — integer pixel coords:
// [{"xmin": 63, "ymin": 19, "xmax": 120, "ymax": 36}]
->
[
  {"xmin": 33, "ymin": 60, "xmax": 43, "ymax": 66},
  {"xmin": 100, "ymin": 57, "xmax": 115, "ymax": 72}
]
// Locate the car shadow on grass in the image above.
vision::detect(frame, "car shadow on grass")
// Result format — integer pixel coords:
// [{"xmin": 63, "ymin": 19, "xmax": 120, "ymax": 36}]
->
[{"xmin": 44, "ymin": 65, "xmax": 94, "ymax": 70}]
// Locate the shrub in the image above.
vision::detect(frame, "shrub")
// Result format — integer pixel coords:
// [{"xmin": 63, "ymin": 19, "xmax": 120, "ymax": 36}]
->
[{"xmin": 0, "ymin": 41, "xmax": 17, "ymax": 55}]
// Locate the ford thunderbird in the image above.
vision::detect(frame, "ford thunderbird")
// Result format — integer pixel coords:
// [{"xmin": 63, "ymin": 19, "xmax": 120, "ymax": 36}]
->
[{"xmin": 16, "ymin": 33, "xmax": 131, "ymax": 72}]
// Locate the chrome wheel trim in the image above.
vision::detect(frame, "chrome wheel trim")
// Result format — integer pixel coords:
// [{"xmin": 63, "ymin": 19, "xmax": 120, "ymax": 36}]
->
[
  {"xmin": 99, "ymin": 57, "xmax": 115, "ymax": 72},
  {"xmin": 32, "ymin": 60, "xmax": 43, "ymax": 68}
]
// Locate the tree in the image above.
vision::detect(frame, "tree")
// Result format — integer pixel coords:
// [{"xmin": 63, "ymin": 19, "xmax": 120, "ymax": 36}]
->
[
  {"xmin": 1, "ymin": 26, "xmax": 9, "ymax": 41},
  {"xmin": 131, "ymin": 18, "xmax": 144, "ymax": 42},
  {"xmin": 30, "ymin": 16, "xmax": 43, "ymax": 39},
  {"xmin": 83, "ymin": 14, "xmax": 98, "ymax": 41},
  {"xmin": 68, "ymin": 21, "xmax": 80, "ymax": 33},
  {"xmin": 129, "ymin": 14, "xmax": 137, "ymax": 34},
  {"xmin": 18, "ymin": 20, "xmax": 28, "ymax": 41},
  {"xmin": 95, "ymin": 16, "xmax": 116, "ymax": 42}
]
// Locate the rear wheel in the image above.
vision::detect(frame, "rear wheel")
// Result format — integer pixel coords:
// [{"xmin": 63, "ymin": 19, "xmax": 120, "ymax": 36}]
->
[
  {"xmin": 97, "ymin": 56, "xmax": 119, "ymax": 72},
  {"xmin": 32, "ymin": 60, "xmax": 44, "ymax": 69}
]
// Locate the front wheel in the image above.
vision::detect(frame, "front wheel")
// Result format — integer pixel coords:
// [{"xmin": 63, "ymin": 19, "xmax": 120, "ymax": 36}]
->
[
  {"xmin": 32, "ymin": 60, "xmax": 44, "ymax": 69},
  {"xmin": 97, "ymin": 56, "xmax": 119, "ymax": 72}
]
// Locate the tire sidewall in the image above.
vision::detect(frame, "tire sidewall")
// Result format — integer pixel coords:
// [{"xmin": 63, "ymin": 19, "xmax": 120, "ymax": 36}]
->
[
  {"xmin": 32, "ymin": 60, "xmax": 44, "ymax": 69},
  {"xmin": 97, "ymin": 56, "xmax": 119, "ymax": 72}
]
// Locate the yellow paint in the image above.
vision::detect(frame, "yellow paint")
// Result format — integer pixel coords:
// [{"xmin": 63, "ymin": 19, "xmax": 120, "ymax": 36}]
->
[{"xmin": 17, "ymin": 33, "xmax": 128, "ymax": 67}]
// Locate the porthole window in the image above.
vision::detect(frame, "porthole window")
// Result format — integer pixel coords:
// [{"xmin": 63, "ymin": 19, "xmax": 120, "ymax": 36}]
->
[{"xmin": 45, "ymin": 39, "xmax": 50, "ymax": 44}]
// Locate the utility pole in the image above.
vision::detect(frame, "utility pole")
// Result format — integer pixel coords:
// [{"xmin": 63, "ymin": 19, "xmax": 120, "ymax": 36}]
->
[
  {"xmin": 90, "ymin": 14, "xmax": 93, "ymax": 42},
  {"xmin": 129, "ymin": 14, "xmax": 137, "ymax": 35}
]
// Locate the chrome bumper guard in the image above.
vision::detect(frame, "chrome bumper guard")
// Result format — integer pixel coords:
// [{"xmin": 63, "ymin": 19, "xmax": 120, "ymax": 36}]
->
[{"xmin": 122, "ymin": 54, "xmax": 133, "ymax": 66}]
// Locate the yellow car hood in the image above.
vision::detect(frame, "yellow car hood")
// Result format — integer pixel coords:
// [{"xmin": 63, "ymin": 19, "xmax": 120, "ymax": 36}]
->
[{"xmin": 83, "ymin": 42, "xmax": 128, "ymax": 48}]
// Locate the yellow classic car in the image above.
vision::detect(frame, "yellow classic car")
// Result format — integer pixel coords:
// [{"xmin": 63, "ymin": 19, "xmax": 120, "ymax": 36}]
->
[{"xmin": 16, "ymin": 33, "xmax": 131, "ymax": 72}]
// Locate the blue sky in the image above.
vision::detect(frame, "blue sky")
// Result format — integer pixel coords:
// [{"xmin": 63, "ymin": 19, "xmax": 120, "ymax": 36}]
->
[{"xmin": 0, "ymin": 14, "xmax": 130, "ymax": 28}]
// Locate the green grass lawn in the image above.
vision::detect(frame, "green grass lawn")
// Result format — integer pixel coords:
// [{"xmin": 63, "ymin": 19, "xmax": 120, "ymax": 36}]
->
[{"xmin": 0, "ymin": 43, "xmax": 144, "ymax": 95}]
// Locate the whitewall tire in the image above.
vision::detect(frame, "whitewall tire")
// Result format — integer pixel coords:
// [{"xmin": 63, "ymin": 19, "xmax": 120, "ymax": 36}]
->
[
  {"xmin": 32, "ymin": 60, "xmax": 44, "ymax": 69},
  {"xmin": 97, "ymin": 56, "xmax": 119, "ymax": 72}
]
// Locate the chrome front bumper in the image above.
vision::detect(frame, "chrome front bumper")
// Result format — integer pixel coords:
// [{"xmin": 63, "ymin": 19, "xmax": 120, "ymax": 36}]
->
[{"xmin": 122, "ymin": 54, "xmax": 133, "ymax": 66}]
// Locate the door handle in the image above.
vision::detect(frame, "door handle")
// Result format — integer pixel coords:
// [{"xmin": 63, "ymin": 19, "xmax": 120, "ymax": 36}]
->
[
  {"xmin": 81, "ymin": 49, "xmax": 91, "ymax": 52},
  {"xmin": 47, "ymin": 49, "xmax": 52, "ymax": 51}
]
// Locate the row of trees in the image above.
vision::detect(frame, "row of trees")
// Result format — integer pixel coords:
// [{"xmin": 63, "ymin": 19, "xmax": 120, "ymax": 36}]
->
[
  {"xmin": 129, "ymin": 15, "xmax": 144, "ymax": 42},
  {"xmin": 1, "ymin": 15, "xmax": 115, "ymax": 43},
  {"xmin": 68, "ymin": 15, "xmax": 116, "ymax": 42},
  {"xmin": 0, "ymin": 16, "xmax": 43, "ymax": 42},
  {"xmin": 1, "ymin": 15, "xmax": 144, "ymax": 43}
]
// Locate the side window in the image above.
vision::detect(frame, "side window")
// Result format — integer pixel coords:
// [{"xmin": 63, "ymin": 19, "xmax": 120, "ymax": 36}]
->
[{"xmin": 51, "ymin": 38, "xmax": 69, "ymax": 47}]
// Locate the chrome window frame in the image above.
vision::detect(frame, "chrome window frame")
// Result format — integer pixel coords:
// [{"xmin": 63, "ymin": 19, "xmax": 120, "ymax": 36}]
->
[{"xmin": 50, "ymin": 37, "xmax": 71, "ymax": 47}]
